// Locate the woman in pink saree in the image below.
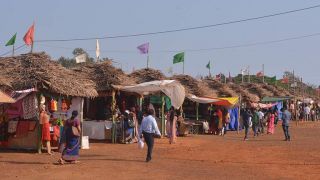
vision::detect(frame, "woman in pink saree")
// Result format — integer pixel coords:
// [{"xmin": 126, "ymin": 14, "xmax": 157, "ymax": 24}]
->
[{"xmin": 267, "ymin": 110, "xmax": 275, "ymax": 134}]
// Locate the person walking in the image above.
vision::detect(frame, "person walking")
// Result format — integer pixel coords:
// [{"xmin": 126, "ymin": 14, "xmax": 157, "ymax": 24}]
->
[
  {"xmin": 242, "ymin": 108, "xmax": 252, "ymax": 141},
  {"xmin": 58, "ymin": 110, "xmax": 81, "ymax": 164},
  {"xmin": 251, "ymin": 109, "xmax": 259, "ymax": 137},
  {"xmin": 258, "ymin": 109, "xmax": 265, "ymax": 134},
  {"xmin": 281, "ymin": 107, "xmax": 292, "ymax": 141},
  {"xmin": 140, "ymin": 108, "xmax": 161, "ymax": 162},
  {"xmin": 267, "ymin": 110, "xmax": 275, "ymax": 134},
  {"xmin": 168, "ymin": 107, "xmax": 178, "ymax": 144}
]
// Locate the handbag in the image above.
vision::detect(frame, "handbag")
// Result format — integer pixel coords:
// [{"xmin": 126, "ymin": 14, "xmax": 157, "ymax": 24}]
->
[
  {"xmin": 128, "ymin": 119, "xmax": 135, "ymax": 128},
  {"xmin": 72, "ymin": 126, "xmax": 80, "ymax": 137}
]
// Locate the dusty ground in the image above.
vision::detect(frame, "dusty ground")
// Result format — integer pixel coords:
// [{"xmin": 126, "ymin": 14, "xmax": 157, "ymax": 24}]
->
[{"xmin": 1, "ymin": 122, "xmax": 320, "ymax": 180}]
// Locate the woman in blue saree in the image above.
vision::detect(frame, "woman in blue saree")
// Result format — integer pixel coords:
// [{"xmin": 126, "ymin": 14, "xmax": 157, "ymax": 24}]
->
[{"xmin": 58, "ymin": 110, "xmax": 81, "ymax": 165}]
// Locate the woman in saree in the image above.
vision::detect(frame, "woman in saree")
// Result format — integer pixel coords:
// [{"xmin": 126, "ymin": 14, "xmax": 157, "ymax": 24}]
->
[
  {"xmin": 267, "ymin": 110, "xmax": 275, "ymax": 134},
  {"xmin": 58, "ymin": 110, "xmax": 81, "ymax": 164}
]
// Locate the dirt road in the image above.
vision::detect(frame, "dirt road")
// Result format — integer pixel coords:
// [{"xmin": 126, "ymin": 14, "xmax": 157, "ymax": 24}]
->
[{"xmin": 1, "ymin": 122, "xmax": 320, "ymax": 180}]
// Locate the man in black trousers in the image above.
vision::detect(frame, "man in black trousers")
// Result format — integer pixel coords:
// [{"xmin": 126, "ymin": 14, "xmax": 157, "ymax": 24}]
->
[{"xmin": 140, "ymin": 108, "xmax": 161, "ymax": 162}]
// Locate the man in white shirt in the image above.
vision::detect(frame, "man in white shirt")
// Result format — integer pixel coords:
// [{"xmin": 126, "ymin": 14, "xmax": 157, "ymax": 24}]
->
[
  {"xmin": 258, "ymin": 109, "xmax": 265, "ymax": 134},
  {"xmin": 140, "ymin": 108, "xmax": 161, "ymax": 162},
  {"xmin": 304, "ymin": 105, "xmax": 311, "ymax": 121}
]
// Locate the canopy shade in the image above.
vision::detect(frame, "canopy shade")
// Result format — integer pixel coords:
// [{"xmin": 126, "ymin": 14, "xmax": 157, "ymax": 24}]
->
[
  {"xmin": 114, "ymin": 80, "xmax": 185, "ymax": 109},
  {"xmin": 250, "ymin": 102, "xmax": 278, "ymax": 109},
  {"xmin": 187, "ymin": 95, "xmax": 239, "ymax": 107},
  {"xmin": 0, "ymin": 91, "xmax": 14, "ymax": 103},
  {"xmin": 261, "ymin": 96, "xmax": 291, "ymax": 102}
]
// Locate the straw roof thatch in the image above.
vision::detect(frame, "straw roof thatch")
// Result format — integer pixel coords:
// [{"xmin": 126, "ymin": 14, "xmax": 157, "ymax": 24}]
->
[
  {"xmin": 73, "ymin": 60, "xmax": 136, "ymax": 91},
  {"xmin": 260, "ymin": 84, "xmax": 286, "ymax": 97},
  {"xmin": 227, "ymin": 83, "xmax": 260, "ymax": 102},
  {"xmin": 171, "ymin": 75, "xmax": 217, "ymax": 97},
  {"xmin": 129, "ymin": 68, "xmax": 166, "ymax": 83},
  {"xmin": 204, "ymin": 78, "xmax": 238, "ymax": 97},
  {"xmin": 241, "ymin": 83, "xmax": 274, "ymax": 98},
  {"xmin": 0, "ymin": 52, "xmax": 98, "ymax": 97}
]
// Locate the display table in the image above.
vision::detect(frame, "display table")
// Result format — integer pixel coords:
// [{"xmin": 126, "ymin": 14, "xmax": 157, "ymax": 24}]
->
[{"xmin": 83, "ymin": 120, "xmax": 112, "ymax": 140}]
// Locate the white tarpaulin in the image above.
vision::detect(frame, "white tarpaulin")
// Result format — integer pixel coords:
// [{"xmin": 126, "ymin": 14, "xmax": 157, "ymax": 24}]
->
[
  {"xmin": 115, "ymin": 80, "xmax": 185, "ymax": 109},
  {"xmin": 187, "ymin": 94, "xmax": 220, "ymax": 104}
]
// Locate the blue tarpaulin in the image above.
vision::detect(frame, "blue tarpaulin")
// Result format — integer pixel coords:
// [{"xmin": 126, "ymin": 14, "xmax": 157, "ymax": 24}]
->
[{"xmin": 227, "ymin": 107, "xmax": 239, "ymax": 131}]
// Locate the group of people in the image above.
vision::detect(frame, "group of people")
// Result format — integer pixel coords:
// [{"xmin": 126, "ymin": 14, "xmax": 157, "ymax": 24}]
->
[
  {"xmin": 241, "ymin": 107, "xmax": 292, "ymax": 141},
  {"xmin": 297, "ymin": 103, "xmax": 320, "ymax": 122},
  {"xmin": 39, "ymin": 105, "xmax": 81, "ymax": 165},
  {"xmin": 208, "ymin": 108, "xmax": 230, "ymax": 136}
]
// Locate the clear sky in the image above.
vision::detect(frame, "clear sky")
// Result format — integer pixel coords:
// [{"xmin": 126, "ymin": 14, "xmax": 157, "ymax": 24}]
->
[{"xmin": 1, "ymin": 0, "xmax": 320, "ymax": 85}]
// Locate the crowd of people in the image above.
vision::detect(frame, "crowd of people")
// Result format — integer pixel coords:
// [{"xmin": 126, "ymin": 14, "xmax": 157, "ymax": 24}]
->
[{"xmin": 241, "ymin": 107, "xmax": 292, "ymax": 141}]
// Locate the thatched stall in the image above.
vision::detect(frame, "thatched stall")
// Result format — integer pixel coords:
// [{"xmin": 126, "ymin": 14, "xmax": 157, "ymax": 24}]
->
[
  {"xmin": 73, "ymin": 61, "xmax": 137, "ymax": 143},
  {"xmin": 170, "ymin": 75, "xmax": 218, "ymax": 123},
  {"xmin": 0, "ymin": 52, "xmax": 97, "ymax": 151},
  {"xmin": 227, "ymin": 83, "xmax": 260, "ymax": 103},
  {"xmin": 204, "ymin": 78, "xmax": 238, "ymax": 97},
  {"xmin": 129, "ymin": 68, "xmax": 166, "ymax": 83}
]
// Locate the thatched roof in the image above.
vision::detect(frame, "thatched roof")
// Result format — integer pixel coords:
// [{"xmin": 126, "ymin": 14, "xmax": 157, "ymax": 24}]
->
[
  {"xmin": 241, "ymin": 83, "xmax": 274, "ymax": 98},
  {"xmin": 227, "ymin": 83, "xmax": 260, "ymax": 102},
  {"xmin": 129, "ymin": 68, "xmax": 166, "ymax": 83},
  {"xmin": 0, "ymin": 52, "xmax": 98, "ymax": 97},
  {"xmin": 171, "ymin": 75, "xmax": 217, "ymax": 97},
  {"xmin": 73, "ymin": 60, "xmax": 136, "ymax": 91},
  {"xmin": 204, "ymin": 78, "xmax": 238, "ymax": 97}
]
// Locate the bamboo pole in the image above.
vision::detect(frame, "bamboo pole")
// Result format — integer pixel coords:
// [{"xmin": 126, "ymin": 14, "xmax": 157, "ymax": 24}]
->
[
  {"xmin": 196, "ymin": 102, "xmax": 199, "ymax": 120},
  {"xmin": 161, "ymin": 96, "xmax": 165, "ymax": 136},
  {"xmin": 111, "ymin": 90, "xmax": 116, "ymax": 144}
]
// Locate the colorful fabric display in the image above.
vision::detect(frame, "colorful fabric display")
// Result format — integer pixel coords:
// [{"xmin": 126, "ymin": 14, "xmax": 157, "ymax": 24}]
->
[
  {"xmin": 50, "ymin": 99, "xmax": 58, "ymax": 112},
  {"xmin": 22, "ymin": 94, "xmax": 38, "ymax": 119},
  {"xmin": 8, "ymin": 121, "xmax": 18, "ymax": 133}
]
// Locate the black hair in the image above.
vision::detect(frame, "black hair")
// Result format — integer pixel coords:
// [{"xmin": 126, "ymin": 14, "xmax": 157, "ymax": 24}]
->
[{"xmin": 147, "ymin": 108, "xmax": 155, "ymax": 116}]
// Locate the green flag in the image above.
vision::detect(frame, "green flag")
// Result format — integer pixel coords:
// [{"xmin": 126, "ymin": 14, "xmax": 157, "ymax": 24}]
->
[
  {"xmin": 270, "ymin": 76, "xmax": 276, "ymax": 83},
  {"xmin": 173, "ymin": 52, "xmax": 184, "ymax": 64},
  {"xmin": 206, "ymin": 61, "xmax": 210, "ymax": 69},
  {"xmin": 5, "ymin": 33, "xmax": 17, "ymax": 46}
]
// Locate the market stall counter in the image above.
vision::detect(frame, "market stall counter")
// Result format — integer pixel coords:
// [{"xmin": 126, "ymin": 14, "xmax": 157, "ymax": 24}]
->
[{"xmin": 83, "ymin": 120, "xmax": 113, "ymax": 140}]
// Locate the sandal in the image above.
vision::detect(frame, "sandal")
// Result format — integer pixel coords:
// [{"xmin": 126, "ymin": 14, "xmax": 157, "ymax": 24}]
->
[{"xmin": 58, "ymin": 159, "xmax": 64, "ymax": 165}]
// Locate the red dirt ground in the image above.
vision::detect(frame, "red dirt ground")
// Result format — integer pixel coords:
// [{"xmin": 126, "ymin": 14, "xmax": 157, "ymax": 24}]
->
[{"xmin": 1, "ymin": 122, "xmax": 320, "ymax": 180}]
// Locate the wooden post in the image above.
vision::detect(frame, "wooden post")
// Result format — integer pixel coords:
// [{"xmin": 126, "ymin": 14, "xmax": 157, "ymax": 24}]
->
[
  {"xmin": 37, "ymin": 94, "xmax": 42, "ymax": 154},
  {"xmin": 111, "ymin": 90, "xmax": 116, "ymax": 144},
  {"xmin": 80, "ymin": 98, "xmax": 84, "ymax": 148},
  {"xmin": 196, "ymin": 102, "xmax": 199, "ymax": 121},
  {"xmin": 161, "ymin": 96, "xmax": 165, "ymax": 136},
  {"xmin": 237, "ymin": 95, "xmax": 241, "ymax": 134}
]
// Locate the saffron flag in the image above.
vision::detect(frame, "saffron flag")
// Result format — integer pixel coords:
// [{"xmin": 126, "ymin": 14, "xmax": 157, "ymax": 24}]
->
[
  {"xmin": 96, "ymin": 39, "xmax": 100, "ymax": 59},
  {"xmin": 23, "ymin": 23, "xmax": 35, "ymax": 46},
  {"xmin": 137, "ymin": 43, "xmax": 149, "ymax": 54},
  {"xmin": 173, "ymin": 52, "xmax": 184, "ymax": 64},
  {"xmin": 281, "ymin": 77, "xmax": 289, "ymax": 84},
  {"xmin": 256, "ymin": 71, "xmax": 263, "ymax": 77},
  {"xmin": 5, "ymin": 33, "xmax": 17, "ymax": 46},
  {"xmin": 206, "ymin": 61, "xmax": 210, "ymax": 69}
]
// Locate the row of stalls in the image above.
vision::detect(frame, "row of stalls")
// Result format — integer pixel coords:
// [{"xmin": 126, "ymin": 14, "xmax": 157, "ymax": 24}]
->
[{"xmin": 0, "ymin": 53, "xmax": 98, "ymax": 151}]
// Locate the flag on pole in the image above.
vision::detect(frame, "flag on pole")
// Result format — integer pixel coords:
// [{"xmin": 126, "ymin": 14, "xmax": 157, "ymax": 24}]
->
[
  {"xmin": 206, "ymin": 61, "xmax": 210, "ymax": 69},
  {"xmin": 281, "ymin": 77, "xmax": 289, "ymax": 84},
  {"xmin": 215, "ymin": 73, "xmax": 221, "ymax": 80},
  {"xmin": 256, "ymin": 71, "xmax": 263, "ymax": 77},
  {"xmin": 137, "ymin": 43, "xmax": 149, "ymax": 54},
  {"xmin": 23, "ymin": 23, "xmax": 35, "ymax": 46},
  {"xmin": 96, "ymin": 39, "xmax": 100, "ymax": 59},
  {"xmin": 270, "ymin": 76, "xmax": 277, "ymax": 83},
  {"xmin": 5, "ymin": 33, "xmax": 17, "ymax": 46},
  {"xmin": 75, "ymin": 54, "xmax": 87, "ymax": 63},
  {"xmin": 173, "ymin": 52, "xmax": 184, "ymax": 64}
]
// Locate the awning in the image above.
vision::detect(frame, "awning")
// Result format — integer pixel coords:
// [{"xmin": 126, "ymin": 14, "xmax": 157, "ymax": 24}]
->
[
  {"xmin": 261, "ymin": 96, "xmax": 291, "ymax": 102},
  {"xmin": 187, "ymin": 95, "xmax": 239, "ymax": 107},
  {"xmin": 114, "ymin": 80, "xmax": 185, "ymax": 109},
  {"xmin": 0, "ymin": 91, "xmax": 15, "ymax": 103},
  {"xmin": 251, "ymin": 102, "xmax": 278, "ymax": 109}
]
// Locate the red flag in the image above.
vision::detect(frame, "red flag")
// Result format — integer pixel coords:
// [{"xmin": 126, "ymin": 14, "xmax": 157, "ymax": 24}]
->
[
  {"xmin": 256, "ymin": 71, "xmax": 263, "ymax": 77},
  {"xmin": 23, "ymin": 23, "xmax": 35, "ymax": 46},
  {"xmin": 281, "ymin": 77, "xmax": 289, "ymax": 84},
  {"xmin": 215, "ymin": 74, "xmax": 221, "ymax": 80}
]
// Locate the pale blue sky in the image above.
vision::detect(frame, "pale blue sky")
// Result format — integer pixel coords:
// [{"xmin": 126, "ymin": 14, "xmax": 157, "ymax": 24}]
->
[{"xmin": 1, "ymin": 0, "xmax": 320, "ymax": 85}]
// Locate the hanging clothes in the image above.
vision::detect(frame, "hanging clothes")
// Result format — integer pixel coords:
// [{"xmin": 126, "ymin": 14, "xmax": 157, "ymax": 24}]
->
[
  {"xmin": 22, "ymin": 94, "xmax": 38, "ymax": 119},
  {"xmin": 50, "ymin": 99, "xmax": 58, "ymax": 112}
]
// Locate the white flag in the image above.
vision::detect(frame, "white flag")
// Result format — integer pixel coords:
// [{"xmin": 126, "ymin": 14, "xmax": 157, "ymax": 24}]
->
[
  {"xmin": 75, "ymin": 53, "xmax": 87, "ymax": 63},
  {"xmin": 96, "ymin": 39, "xmax": 100, "ymax": 59}
]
